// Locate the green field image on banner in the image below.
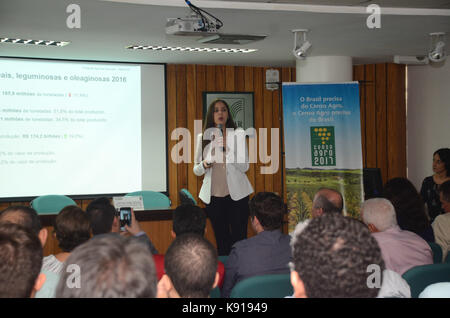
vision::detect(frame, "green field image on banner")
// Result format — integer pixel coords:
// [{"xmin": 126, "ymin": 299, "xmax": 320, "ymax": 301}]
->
[{"xmin": 310, "ymin": 126, "xmax": 336, "ymax": 166}]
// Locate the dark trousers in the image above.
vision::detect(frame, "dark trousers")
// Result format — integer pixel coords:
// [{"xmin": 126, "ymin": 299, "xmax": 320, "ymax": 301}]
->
[{"xmin": 205, "ymin": 195, "xmax": 249, "ymax": 256}]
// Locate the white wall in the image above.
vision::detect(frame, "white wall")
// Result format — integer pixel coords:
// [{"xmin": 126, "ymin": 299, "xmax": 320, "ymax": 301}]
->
[{"xmin": 407, "ymin": 59, "xmax": 450, "ymax": 191}]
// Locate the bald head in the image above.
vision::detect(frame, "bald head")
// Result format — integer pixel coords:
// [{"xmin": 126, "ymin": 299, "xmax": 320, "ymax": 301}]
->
[{"xmin": 311, "ymin": 188, "xmax": 344, "ymax": 218}]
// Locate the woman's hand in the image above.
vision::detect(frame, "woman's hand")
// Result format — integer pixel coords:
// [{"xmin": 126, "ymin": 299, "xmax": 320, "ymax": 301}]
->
[{"xmin": 203, "ymin": 160, "xmax": 213, "ymax": 169}]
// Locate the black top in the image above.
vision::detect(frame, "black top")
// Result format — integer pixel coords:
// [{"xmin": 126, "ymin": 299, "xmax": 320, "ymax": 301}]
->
[
  {"xmin": 420, "ymin": 176, "xmax": 444, "ymax": 222},
  {"xmin": 418, "ymin": 225, "xmax": 435, "ymax": 243}
]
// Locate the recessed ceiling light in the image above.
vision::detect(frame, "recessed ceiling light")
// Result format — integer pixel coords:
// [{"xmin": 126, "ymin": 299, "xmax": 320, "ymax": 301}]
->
[
  {"xmin": 0, "ymin": 37, "xmax": 70, "ymax": 47},
  {"xmin": 126, "ymin": 45, "xmax": 257, "ymax": 54}
]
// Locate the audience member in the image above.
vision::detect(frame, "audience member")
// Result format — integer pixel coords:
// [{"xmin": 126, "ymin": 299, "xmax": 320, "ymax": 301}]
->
[
  {"xmin": 86, "ymin": 197, "xmax": 119, "ymax": 235},
  {"xmin": 172, "ymin": 204, "xmax": 207, "ymax": 237},
  {"xmin": 153, "ymin": 204, "xmax": 225, "ymax": 288},
  {"xmin": 0, "ymin": 205, "xmax": 47, "ymax": 246},
  {"xmin": 221, "ymin": 192, "xmax": 291, "ymax": 298},
  {"xmin": 0, "ymin": 223, "xmax": 45, "ymax": 297},
  {"xmin": 383, "ymin": 177, "xmax": 434, "ymax": 242},
  {"xmin": 290, "ymin": 188, "xmax": 344, "ymax": 238},
  {"xmin": 86, "ymin": 197, "xmax": 158, "ymax": 254},
  {"xmin": 432, "ymin": 180, "xmax": 450, "ymax": 261},
  {"xmin": 361, "ymin": 198, "xmax": 433, "ymax": 275},
  {"xmin": 311, "ymin": 187, "xmax": 344, "ymax": 218},
  {"xmin": 420, "ymin": 148, "xmax": 450, "ymax": 222},
  {"xmin": 290, "ymin": 213, "xmax": 385, "ymax": 298},
  {"xmin": 157, "ymin": 233, "xmax": 219, "ymax": 298},
  {"xmin": 55, "ymin": 234, "xmax": 157, "ymax": 298},
  {"xmin": 36, "ymin": 205, "xmax": 91, "ymax": 298},
  {"xmin": 290, "ymin": 214, "xmax": 411, "ymax": 298}
]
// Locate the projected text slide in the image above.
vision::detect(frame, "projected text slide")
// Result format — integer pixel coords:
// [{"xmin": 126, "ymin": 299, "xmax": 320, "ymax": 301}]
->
[{"xmin": 0, "ymin": 59, "xmax": 142, "ymax": 197}]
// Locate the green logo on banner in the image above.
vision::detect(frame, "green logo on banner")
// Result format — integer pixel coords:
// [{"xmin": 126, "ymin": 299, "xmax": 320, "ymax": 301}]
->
[{"xmin": 310, "ymin": 126, "xmax": 336, "ymax": 166}]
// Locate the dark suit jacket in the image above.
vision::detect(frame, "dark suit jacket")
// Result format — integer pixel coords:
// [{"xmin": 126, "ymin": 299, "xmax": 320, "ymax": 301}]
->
[{"xmin": 221, "ymin": 229, "xmax": 292, "ymax": 298}]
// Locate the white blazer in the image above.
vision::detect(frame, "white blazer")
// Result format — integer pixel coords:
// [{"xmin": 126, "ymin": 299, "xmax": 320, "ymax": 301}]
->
[{"xmin": 193, "ymin": 129, "xmax": 254, "ymax": 204}]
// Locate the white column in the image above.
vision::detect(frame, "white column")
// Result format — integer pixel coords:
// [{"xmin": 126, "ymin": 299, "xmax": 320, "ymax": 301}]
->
[{"xmin": 296, "ymin": 56, "xmax": 353, "ymax": 83}]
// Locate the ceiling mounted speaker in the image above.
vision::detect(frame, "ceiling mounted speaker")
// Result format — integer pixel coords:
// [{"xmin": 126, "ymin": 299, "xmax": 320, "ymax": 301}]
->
[
  {"xmin": 428, "ymin": 32, "xmax": 446, "ymax": 63},
  {"xmin": 292, "ymin": 29, "xmax": 311, "ymax": 60}
]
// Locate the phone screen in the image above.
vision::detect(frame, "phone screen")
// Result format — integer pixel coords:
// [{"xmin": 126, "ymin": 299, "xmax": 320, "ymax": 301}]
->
[{"xmin": 119, "ymin": 208, "xmax": 132, "ymax": 231}]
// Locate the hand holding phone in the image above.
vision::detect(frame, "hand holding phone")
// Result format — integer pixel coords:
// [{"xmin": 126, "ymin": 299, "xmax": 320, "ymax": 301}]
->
[
  {"xmin": 122, "ymin": 209, "xmax": 142, "ymax": 236},
  {"xmin": 119, "ymin": 207, "xmax": 132, "ymax": 232}
]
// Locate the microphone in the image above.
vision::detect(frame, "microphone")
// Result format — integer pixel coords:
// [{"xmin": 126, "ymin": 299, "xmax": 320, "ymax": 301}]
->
[{"xmin": 217, "ymin": 124, "xmax": 225, "ymax": 151}]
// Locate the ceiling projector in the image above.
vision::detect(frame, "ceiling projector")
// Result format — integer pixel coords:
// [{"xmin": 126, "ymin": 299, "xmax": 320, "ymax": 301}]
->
[
  {"xmin": 165, "ymin": 1, "xmax": 266, "ymax": 45},
  {"xmin": 165, "ymin": 15, "xmax": 266, "ymax": 45},
  {"xmin": 166, "ymin": 15, "xmax": 218, "ymax": 36}
]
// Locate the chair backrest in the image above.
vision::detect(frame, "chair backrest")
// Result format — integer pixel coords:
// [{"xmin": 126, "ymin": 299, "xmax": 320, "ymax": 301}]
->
[
  {"xmin": 428, "ymin": 242, "xmax": 443, "ymax": 263},
  {"xmin": 218, "ymin": 255, "xmax": 229, "ymax": 264},
  {"xmin": 30, "ymin": 195, "xmax": 77, "ymax": 215},
  {"xmin": 230, "ymin": 273, "xmax": 293, "ymax": 298},
  {"xmin": 179, "ymin": 188, "xmax": 197, "ymax": 205},
  {"xmin": 210, "ymin": 286, "xmax": 221, "ymax": 298},
  {"xmin": 125, "ymin": 191, "xmax": 171, "ymax": 210},
  {"xmin": 402, "ymin": 263, "xmax": 450, "ymax": 298}
]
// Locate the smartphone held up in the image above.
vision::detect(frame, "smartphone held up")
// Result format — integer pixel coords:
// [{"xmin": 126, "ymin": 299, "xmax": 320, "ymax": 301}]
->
[{"xmin": 119, "ymin": 207, "xmax": 132, "ymax": 231}]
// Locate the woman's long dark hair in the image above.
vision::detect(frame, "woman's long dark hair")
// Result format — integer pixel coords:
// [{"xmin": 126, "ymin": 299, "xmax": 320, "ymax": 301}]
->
[
  {"xmin": 434, "ymin": 148, "xmax": 450, "ymax": 177},
  {"xmin": 202, "ymin": 99, "xmax": 237, "ymax": 152},
  {"xmin": 382, "ymin": 177, "xmax": 430, "ymax": 235}
]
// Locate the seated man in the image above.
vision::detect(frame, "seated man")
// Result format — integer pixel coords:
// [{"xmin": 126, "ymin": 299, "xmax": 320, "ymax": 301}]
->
[
  {"xmin": 432, "ymin": 180, "xmax": 450, "ymax": 261},
  {"xmin": 153, "ymin": 204, "xmax": 225, "ymax": 288},
  {"xmin": 291, "ymin": 188, "xmax": 344, "ymax": 237},
  {"xmin": 290, "ymin": 213, "xmax": 385, "ymax": 298},
  {"xmin": 290, "ymin": 213, "xmax": 411, "ymax": 298},
  {"xmin": 0, "ymin": 205, "xmax": 48, "ymax": 247},
  {"xmin": 86, "ymin": 197, "xmax": 158, "ymax": 254},
  {"xmin": 221, "ymin": 192, "xmax": 292, "ymax": 298},
  {"xmin": 362, "ymin": 198, "xmax": 433, "ymax": 275},
  {"xmin": 171, "ymin": 203, "xmax": 207, "ymax": 237},
  {"xmin": 157, "ymin": 233, "xmax": 219, "ymax": 298},
  {"xmin": 0, "ymin": 223, "xmax": 46, "ymax": 297},
  {"xmin": 55, "ymin": 234, "xmax": 157, "ymax": 297},
  {"xmin": 311, "ymin": 187, "xmax": 344, "ymax": 218}
]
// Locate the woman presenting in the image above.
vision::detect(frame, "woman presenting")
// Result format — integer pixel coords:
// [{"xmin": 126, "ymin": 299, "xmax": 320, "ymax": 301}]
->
[
  {"xmin": 420, "ymin": 148, "xmax": 450, "ymax": 222},
  {"xmin": 194, "ymin": 99, "xmax": 254, "ymax": 256}
]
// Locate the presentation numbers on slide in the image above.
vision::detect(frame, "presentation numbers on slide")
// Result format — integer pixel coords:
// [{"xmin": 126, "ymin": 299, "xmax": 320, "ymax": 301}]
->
[{"xmin": 112, "ymin": 76, "xmax": 127, "ymax": 83}]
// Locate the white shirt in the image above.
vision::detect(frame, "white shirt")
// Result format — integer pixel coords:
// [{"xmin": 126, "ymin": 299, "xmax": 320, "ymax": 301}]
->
[
  {"xmin": 193, "ymin": 129, "xmax": 253, "ymax": 204},
  {"xmin": 419, "ymin": 282, "xmax": 450, "ymax": 298},
  {"xmin": 41, "ymin": 255, "xmax": 64, "ymax": 274},
  {"xmin": 432, "ymin": 213, "xmax": 450, "ymax": 262},
  {"xmin": 377, "ymin": 269, "xmax": 411, "ymax": 298}
]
